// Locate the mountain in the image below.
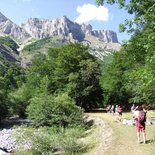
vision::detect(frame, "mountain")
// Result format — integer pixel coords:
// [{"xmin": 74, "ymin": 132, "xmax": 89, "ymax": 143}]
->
[
  {"xmin": 0, "ymin": 12, "xmax": 120, "ymax": 47},
  {"xmin": 0, "ymin": 12, "xmax": 121, "ymax": 66},
  {"xmin": 0, "ymin": 12, "xmax": 30, "ymax": 43},
  {"xmin": 21, "ymin": 16, "xmax": 119, "ymax": 44},
  {"xmin": 21, "ymin": 15, "xmax": 121, "ymax": 56}
]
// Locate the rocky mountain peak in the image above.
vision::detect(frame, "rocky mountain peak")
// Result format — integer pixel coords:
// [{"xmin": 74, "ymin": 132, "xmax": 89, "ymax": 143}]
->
[
  {"xmin": 21, "ymin": 16, "xmax": 119, "ymax": 44},
  {"xmin": 0, "ymin": 12, "xmax": 8, "ymax": 22},
  {"xmin": 91, "ymin": 29, "xmax": 118, "ymax": 43},
  {"xmin": 0, "ymin": 12, "xmax": 120, "ymax": 49},
  {"xmin": 0, "ymin": 12, "xmax": 30, "ymax": 43},
  {"xmin": 61, "ymin": 15, "xmax": 70, "ymax": 22}
]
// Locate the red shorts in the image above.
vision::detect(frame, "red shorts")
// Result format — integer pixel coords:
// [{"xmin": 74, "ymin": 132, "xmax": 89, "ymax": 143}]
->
[{"xmin": 136, "ymin": 123, "xmax": 145, "ymax": 132}]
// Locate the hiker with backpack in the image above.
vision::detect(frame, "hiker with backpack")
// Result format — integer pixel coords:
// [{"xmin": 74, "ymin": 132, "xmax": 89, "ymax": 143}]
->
[{"xmin": 134, "ymin": 106, "xmax": 147, "ymax": 144}]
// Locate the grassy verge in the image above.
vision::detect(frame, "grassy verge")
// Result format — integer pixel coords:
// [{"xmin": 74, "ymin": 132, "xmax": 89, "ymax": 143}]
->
[{"xmin": 14, "ymin": 125, "xmax": 89, "ymax": 155}]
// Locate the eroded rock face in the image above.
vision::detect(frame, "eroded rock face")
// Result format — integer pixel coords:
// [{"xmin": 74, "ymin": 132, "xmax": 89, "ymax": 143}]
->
[
  {"xmin": 0, "ymin": 12, "xmax": 8, "ymax": 22},
  {"xmin": 0, "ymin": 12, "xmax": 30, "ymax": 42},
  {"xmin": 21, "ymin": 16, "xmax": 85, "ymax": 41},
  {"xmin": 0, "ymin": 11, "xmax": 120, "ymax": 50},
  {"xmin": 91, "ymin": 30, "xmax": 118, "ymax": 43},
  {"xmin": 21, "ymin": 16, "xmax": 119, "ymax": 43}
]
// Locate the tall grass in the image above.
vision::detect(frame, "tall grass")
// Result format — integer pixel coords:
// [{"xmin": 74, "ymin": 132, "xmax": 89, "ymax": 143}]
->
[{"xmin": 15, "ymin": 125, "xmax": 89, "ymax": 155}]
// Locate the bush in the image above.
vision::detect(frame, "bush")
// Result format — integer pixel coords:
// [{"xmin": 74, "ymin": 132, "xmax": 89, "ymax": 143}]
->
[{"xmin": 27, "ymin": 93, "xmax": 84, "ymax": 127}]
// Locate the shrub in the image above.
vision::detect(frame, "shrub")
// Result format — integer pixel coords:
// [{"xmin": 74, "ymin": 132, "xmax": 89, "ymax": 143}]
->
[{"xmin": 27, "ymin": 93, "xmax": 84, "ymax": 127}]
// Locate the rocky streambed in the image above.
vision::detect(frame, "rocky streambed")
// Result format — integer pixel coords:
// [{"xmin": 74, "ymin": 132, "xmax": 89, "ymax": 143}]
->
[
  {"xmin": 0, "ymin": 118, "xmax": 32, "ymax": 155},
  {"xmin": 0, "ymin": 127, "xmax": 33, "ymax": 155},
  {"xmin": 0, "ymin": 115, "xmax": 113, "ymax": 155}
]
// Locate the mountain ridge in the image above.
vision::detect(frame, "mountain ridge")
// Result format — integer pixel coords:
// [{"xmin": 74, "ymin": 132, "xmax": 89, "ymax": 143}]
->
[
  {"xmin": 0, "ymin": 12, "xmax": 120, "ymax": 47},
  {"xmin": 0, "ymin": 12, "xmax": 30, "ymax": 43},
  {"xmin": 21, "ymin": 15, "xmax": 119, "ymax": 44},
  {"xmin": 0, "ymin": 12, "xmax": 121, "ymax": 67}
]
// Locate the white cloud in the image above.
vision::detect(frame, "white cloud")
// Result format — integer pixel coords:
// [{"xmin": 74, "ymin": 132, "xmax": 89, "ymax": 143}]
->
[{"xmin": 75, "ymin": 3, "xmax": 109, "ymax": 24}]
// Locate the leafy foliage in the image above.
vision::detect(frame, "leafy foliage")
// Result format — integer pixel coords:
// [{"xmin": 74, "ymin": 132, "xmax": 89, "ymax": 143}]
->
[
  {"xmin": 96, "ymin": 0, "xmax": 155, "ymax": 34},
  {"xmin": 0, "ymin": 56, "xmax": 25, "ymax": 119},
  {"xmin": 68, "ymin": 59, "xmax": 103, "ymax": 109},
  {"xmin": 25, "ymin": 43, "xmax": 103, "ymax": 110},
  {"xmin": 97, "ymin": 0, "xmax": 155, "ymax": 107},
  {"xmin": 22, "ymin": 36, "xmax": 67, "ymax": 53},
  {"xmin": 27, "ymin": 93, "xmax": 84, "ymax": 127}
]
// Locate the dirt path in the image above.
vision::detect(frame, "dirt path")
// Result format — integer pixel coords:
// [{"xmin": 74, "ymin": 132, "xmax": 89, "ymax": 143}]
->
[
  {"xmin": 83, "ymin": 113, "xmax": 113, "ymax": 155},
  {"xmin": 86, "ymin": 112, "xmax": 155, "ymax": 155}
]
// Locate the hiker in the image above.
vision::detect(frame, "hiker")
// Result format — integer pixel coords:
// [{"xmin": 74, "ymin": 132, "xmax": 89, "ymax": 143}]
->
[
  {"xmin": 110, "ymin": 105, "xmax": 115, "ymax": 115},
  {"xmin": 115, "ymin": 105, "xmax": 118, "ymax": 115},
  {"xmin": 106, "ymin": 105, "xmax": 111, "ymax": 113},
  {"xmin": 117, "ymin": 105, "xmax": 123, "ymax": 122},
  {"xmin": 134, "ymin": 106, "xmax": 147, "ymax": 144}
]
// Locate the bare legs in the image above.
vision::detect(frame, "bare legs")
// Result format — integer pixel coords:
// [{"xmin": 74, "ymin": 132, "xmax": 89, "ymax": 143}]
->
[
  {"xmin": 137, "ymin": 131, "xmax": 146, "ymax": 144},
  {"xmin": 137, "ymin": 132, "xmax": 140, "ymax": 144},
  {"xmin": 142, "ymin": 132, "xmax": 146, "ymax": 144}
]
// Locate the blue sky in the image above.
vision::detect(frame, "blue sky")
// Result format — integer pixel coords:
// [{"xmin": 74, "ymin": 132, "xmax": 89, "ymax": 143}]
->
[{"xmin": 0, "ymin": 0, "xmax": 133, "ymax": 42}]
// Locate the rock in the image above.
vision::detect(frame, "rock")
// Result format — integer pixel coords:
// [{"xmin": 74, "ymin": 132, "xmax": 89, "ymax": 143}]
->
[
  {"xmin": 21, "ymin": 16, "xmax": 119, "ymax": 44},
  {"xmin": 122, "ymin": 119, "xmax": 136, "ymax": 126},
  {"xmin": 0, "ymin": 11, "xmax": 121, "ymax": 57},
  {"xmin": 91, "ymin": 30, "xmax": 118, "ymax": 43},
  {"xmin": 0, "ymin": 12, "xmax": 30, "ymax": 43},
  {"xmin": 0, "ymin": 149, "xmax": 10, "ymax": 155},
  {"xmin": 0, "ymin": 11, "xmax": 120, "ymax": 46},
  {"xmin": 0, "ymin": 129, "xmax": 16, "ymax": 153},
  {"xmin": 21, "ymin": 16, "xmax": 85, "ymax": 41},
  {"xmin": 0, "ymin": 12, "xmax": 8, "ymax": 23},
  {"xmin": 0, "ymin": 127, "xmax": 32, "ymax": 153},
  {"xmin": 147, "ymin": 117, "xmax": 155, "ymax": 125}
]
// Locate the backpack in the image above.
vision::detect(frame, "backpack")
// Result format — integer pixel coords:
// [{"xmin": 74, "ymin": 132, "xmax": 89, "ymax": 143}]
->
[
  {"xmin": 138, "ymin": 111, "xmax": 146, "ymax": 124},
  {"xmin": 117, "ymin": 106, "xmax": 122, "ymax": 113}
]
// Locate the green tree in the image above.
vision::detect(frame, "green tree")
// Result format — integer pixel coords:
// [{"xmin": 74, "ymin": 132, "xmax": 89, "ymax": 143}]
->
[
  {"xmin": 0, "ymin": 57, "xmax": 25, "ymax": 119},
  {"xmin": 96, "ymin": 0, "xmax": 155, "ymax": 107},
  {"xmin": 68, "ymin": 59, "xmax": 103, "ymax": 109},
  {"xmin": 0, "ymin": 76, "xmax": 9, "ymax": 119},
  {"xmin": 96, "ymin": 0, "xmax": 155, "ymax": 33},
  {"xmin": 101, "ymin": 50, "xmax": 132, "ymax": 106},
  {"xmin": 25, "ymin": 43, "xmax": 103, "ymax": 110}
]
